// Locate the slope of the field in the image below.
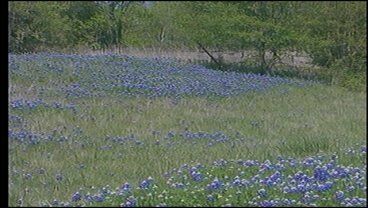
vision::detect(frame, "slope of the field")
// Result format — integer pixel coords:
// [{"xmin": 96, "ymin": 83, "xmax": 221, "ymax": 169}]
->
[{"xmin": 8, "ymin": 54, "xmax": 366, "ymax": 207}]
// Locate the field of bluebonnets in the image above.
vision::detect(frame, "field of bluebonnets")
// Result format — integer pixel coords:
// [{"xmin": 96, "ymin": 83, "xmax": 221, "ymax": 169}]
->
[{"xmin": 9, "ymin": 53, "xmax": 366, "ymax": 207}]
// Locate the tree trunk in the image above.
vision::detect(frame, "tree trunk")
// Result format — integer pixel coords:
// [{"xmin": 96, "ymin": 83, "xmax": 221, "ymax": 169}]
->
[
  {"xmin": 259, "ymin": 49, "xmax": 269, "ymax": 74},
  {"xmin": 159, "ymin": 26, "xmax": 165, "ymax": 43},
  {"xmin": 197, "ymin": 42, "xmax": 223, "ymax": 69}
]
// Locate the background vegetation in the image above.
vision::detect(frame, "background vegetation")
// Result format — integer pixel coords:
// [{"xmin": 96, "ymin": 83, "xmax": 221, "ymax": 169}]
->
[{"xmin": 8, "ymin": 1, "xmax": 366, "ymax": 90}]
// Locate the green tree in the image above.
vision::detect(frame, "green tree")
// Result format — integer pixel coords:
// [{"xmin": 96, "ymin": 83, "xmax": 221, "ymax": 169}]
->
[{"xmin": 9, "ymin": 2, "xmax": 73, "ymax": 53}]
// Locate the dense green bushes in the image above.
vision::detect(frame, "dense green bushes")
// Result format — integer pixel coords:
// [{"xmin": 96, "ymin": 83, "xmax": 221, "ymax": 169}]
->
[{"xmin": 8, "ymin": 1, "xmax": 366, "ymax": 91}]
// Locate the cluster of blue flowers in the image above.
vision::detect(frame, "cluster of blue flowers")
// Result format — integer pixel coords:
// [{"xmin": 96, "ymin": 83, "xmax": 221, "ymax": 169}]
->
[
  {"xmin": 9, "ymin": 53, "xmax": 311, "ymax": 99},
  {"xmin": 10, "ymin": 98, "xmax": 76, "ymax": 112},
  {"xmin": 8, "ymin": 128, "xmax": 70, "ymax": 145},
  {"xmin": 45, "ymin": 145, "xmax": 366, "ymax": 207},
  {"xmin": 8, "ymin": 127, "xmax": 247, "ymax": 149},
  {"xmin": 9, "ymin": 114, "xmax": 24, "ymax": 128}
]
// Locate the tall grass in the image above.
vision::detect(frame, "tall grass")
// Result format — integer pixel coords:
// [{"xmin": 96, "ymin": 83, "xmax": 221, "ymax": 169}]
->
[{"xmin": 9, "ymin": 83, "xmax": 366, "ymax": 206}]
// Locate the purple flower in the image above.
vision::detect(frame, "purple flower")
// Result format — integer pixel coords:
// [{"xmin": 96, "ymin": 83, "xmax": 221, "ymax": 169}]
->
[
  {"xmin": 207, "ymin": 178, "xmax": 222, "ymax": 190},
  {"xmin": 335, "ymin": 191, "xmax": 345, "ymax": 201},
  {"xmin": 190, "ymin": 171, "xmax": 203, "ymax": 182},
  {"xmin": 84, "ymin": 193, "xmax": 93, "ymax": 202},
  {"xmin": 120, "ymin": 182, "xmax": 132, "ymax": 193},
  {"xmin": 121, "ymin": 196, "xmax": 137, "ymax": 207},
  {"xmin": 232, "ymin": 177, "xmax": 242, "ymax": 186},
  {"xmin": 139, "ymin": 177, "xmax": 153, "ymax": 189},
  {"xmin": 316, "ymin": 181, "xmax": 333, "ymax": 192},
  {"xmin": 93, "ymin": 194, "xmax": 104, "ymax": 202},
  {"xmin": 71, "ymin": 192, "xmax": 81, "ymax": 202},
  {"xmin": 139, "ymin": 180, "xmax": 149, "ymax": 189},
  {"xmin": 313, "ymin": 166, "xmax": 330, "ymax": 181},
  {"xmin": 259, "ymin": 200, "xmax": 276, "ymax": 207},
  {"xmin": 297, "ymin": 184, "xmax": 307, "ymax": 193}
]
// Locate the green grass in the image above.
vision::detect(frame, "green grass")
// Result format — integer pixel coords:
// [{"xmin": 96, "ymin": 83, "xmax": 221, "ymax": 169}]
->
[{"xmin": 8, "ymin": 84, "xmax": 366, "ymax": 206}]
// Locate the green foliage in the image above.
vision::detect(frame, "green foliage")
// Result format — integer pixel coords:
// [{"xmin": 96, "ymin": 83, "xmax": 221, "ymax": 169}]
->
[
  {"xmin": 8, "ymin": 1, "xmax": 366, "ymax": 90},
  {"xmin": 285, "ymin": 2, "xmax": 366, "ymax": 90},
  {"xmin": 9, "ymin": 2, "xmax": 72, "ymax": 52}
]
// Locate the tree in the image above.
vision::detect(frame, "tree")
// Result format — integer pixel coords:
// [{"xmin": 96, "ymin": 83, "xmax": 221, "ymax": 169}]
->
[
  {"xmin": 9, "ymin": 2, "xmax": 73, "ymax": 53},
  {"xmin": 174, "ymin": 2, "xmax": 300, "ymax": 74}
]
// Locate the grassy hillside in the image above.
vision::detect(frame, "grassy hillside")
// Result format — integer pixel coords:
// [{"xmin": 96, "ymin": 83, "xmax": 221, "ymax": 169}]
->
[{"xmin": 8, "ymin": 54, "xmax": 366, "ymax": 207}]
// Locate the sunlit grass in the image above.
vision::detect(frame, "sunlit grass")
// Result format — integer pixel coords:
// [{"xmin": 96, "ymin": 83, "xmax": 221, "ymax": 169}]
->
[{"xmin": 9, "ymin": 83, "xmax": 366, "ymax": 206}]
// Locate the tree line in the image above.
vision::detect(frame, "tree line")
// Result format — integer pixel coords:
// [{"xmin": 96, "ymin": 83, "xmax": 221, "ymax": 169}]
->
[{"xmin": 8, "ymin": 1, "xmax": 366, "ymax": 90}]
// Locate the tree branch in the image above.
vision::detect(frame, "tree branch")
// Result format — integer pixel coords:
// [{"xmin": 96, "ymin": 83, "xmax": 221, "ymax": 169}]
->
[{"xmin": 197, "ymin": 42, "xmax": 223, "ymax": 69}]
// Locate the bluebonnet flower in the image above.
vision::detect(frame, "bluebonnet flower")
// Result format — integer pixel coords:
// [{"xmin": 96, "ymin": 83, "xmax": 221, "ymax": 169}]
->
[
  {"xmin": 84, "ymin": 193, "xmax": 93, "ymax": 203},
  {"xmin": 335, "ymin": 191, "xmax": 345, "ymax": 201},
  {"xmin": 259, "ymin": 200, "xmax": 276, "ymax": 207},
  {"xmin": 139, "ymin": 177, "xmax": 153, "ymax": 189},
  {"xmin": 120, "ymin": 182, "xmax": 132, "ymax": 193},
  {"xmin": 92, "ymin": 194, "xmax": 104, "ymax": 202},
  {"xmin": 232, "ymin": 176, "xmax": 242, "ymax": 186},
  {"xmin": 207, "ymin": 178, "xmax": 223, "ymax": 190},
  {"xmin": 189, "ymin": 168, "xmax": 203, "ymax": 182},
  {"xmin": 139, "ymin": 180, "xmax": 150, "ymax": 189},
  {"xmin": 297, "ymin": 183, "xmax": 308, "ymax": 193},
  {"xmin": 269, "ymin": 171, "xmax": 282, "ymax": 182},
  {"xmin": 71, "ymin": 192, "xmax": 81, "ymax": 202},
  {"xmin": 313, "ymin": 166, "xmax": 330, "ymax": 181},
  {"xmin": 121, "ymin": 196, "xmax": 137, "ymax": 207},
  {"xmin": 346, "ymin": 185, "xmax": 355, "ymax": 192},
  {"xmin": 316, "ymin": 181, "xmax": 333, "ymax": 192}
]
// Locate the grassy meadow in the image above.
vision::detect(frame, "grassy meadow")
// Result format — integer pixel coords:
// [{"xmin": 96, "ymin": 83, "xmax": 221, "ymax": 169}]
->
[{"xmin": 8, "ymin": 54, "xmax": 366, "ymax": 207}]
